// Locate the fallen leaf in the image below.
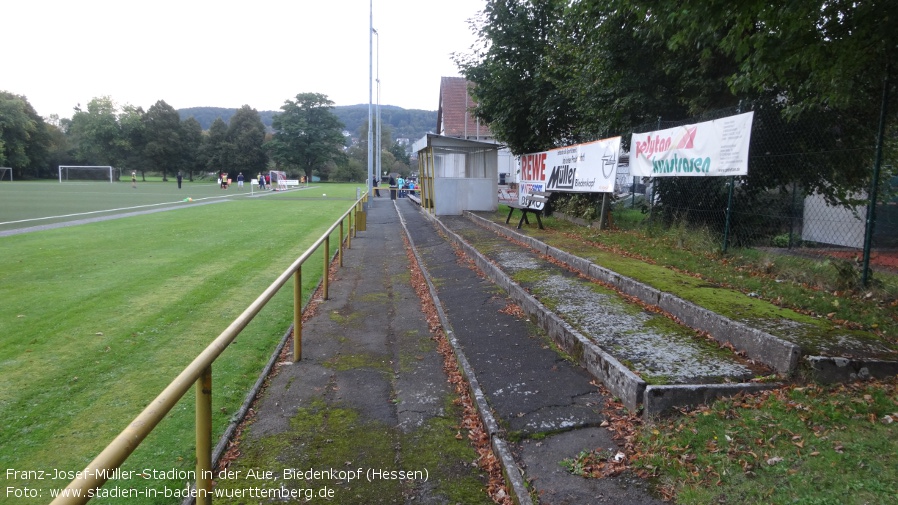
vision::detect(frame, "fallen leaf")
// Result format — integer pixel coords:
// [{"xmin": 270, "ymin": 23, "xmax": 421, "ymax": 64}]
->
[{"xmin": 766, "ymin": 456, "xmax": 783, "ymax": 466}]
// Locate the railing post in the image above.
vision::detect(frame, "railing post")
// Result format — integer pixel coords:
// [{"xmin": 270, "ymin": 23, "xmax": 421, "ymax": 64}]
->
[
  {"xmin": 294, "ymin": 267, "xmax": 302, "ymax": 362},
  {"xmin": 348, "ymin": 210, "xmax": 353, "ymax": 249},
  {"xmin": 195, "ymin": 366, "xmax": 212, "ymax": 505},
  {"xmin": 339, "ymin": 220, "xmax": 344, "ymax": 267},
  {"xmin": 323, "ymin": 236, "xmax": 330, "ymax": 300}
]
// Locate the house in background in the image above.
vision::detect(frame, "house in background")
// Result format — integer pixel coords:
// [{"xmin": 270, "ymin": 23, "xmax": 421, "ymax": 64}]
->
[
  {"xmin": 412, "ymin": 77, "xmax": 517, "ymax": 215},
  {"xmin": 435, "ymin": 77, "xmax": 517, "ymax": 185}
]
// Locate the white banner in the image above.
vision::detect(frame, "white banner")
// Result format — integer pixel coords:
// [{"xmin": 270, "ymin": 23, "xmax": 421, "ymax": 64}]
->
[
  {"xmin": 630, "ymin": 111, "xmax": 754, "ymax": 177},
  {"xmin": 519, "ymin": 136, "xmax": 621, "ymax": 204}
]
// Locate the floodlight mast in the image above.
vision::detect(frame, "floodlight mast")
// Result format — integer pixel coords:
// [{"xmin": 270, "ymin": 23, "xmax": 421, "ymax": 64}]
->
[{"xmin": 367, "ymin": 0, "xmax": 375, "ymax": 203}]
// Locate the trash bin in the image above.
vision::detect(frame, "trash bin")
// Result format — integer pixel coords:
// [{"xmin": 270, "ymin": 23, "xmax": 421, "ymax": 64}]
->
[{"xmin": 390, "ymin": 185, "xmax": 397, "ymax": 200}]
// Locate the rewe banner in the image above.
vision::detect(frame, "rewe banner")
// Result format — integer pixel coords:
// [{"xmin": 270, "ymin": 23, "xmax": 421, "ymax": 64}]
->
[
  {"xmin": 519, "ymin": 136, "xmax": 622, "ymax": 203},
  {"xmin": 630, "ymin": 111, "xmax": 754, "ymax": 178}
]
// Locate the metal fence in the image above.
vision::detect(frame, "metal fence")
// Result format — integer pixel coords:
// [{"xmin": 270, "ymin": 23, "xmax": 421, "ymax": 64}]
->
[
  {"xmin": 605, "ymin": 101, "xmax": 897, "ymax": 284},
  {"xmin": 51, "ymin": 194, "xmax": 368, "ymax": 505}
]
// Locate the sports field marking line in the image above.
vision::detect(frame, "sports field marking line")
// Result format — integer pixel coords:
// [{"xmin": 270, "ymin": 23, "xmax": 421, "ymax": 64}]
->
[{"xmin": 0, "ymin": 192, "xmax": 257, "ymax": 227}]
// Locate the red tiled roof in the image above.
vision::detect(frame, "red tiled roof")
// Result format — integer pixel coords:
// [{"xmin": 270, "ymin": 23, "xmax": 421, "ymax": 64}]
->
[{"xmin": 436, "ymin": 77, "xmax": 493, "ymax": 139}]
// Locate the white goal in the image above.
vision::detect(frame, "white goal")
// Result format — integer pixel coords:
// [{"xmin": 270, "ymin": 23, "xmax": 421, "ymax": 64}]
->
[
  {"xmin": 270, "ymin": 170, "xmax": 288, "ymax": 191},
  {"xmin": 0, "ymin": 167, "xmax": 11, "ymax": 181},
  {"xmin": 58, "ymin": 165, "xmax": 120, "ymax": 183}
]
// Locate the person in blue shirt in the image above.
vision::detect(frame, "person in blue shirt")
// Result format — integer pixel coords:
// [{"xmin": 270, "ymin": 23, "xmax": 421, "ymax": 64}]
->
[{"xmin": 397, "ymin": 176, "xmax": 405, "ymax": 198}]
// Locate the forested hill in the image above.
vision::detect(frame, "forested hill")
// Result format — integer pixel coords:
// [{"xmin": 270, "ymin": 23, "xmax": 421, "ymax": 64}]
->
[{"xmin": 178, "ymin": 105, "xmax": 437, "ymax": 141}]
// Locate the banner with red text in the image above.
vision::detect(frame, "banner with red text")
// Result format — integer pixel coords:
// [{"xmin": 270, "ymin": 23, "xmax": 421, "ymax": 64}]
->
[
  {"xmin": 629, "ymin": 111, "xmax": 754, "ymax": 177},
  {"xmin": 518, "ymin": 136, "xmax": 621, "ymax": 205}
]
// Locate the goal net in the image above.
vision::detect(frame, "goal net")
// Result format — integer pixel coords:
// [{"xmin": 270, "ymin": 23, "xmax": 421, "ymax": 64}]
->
[
  {"xmin": 0, "ymin": 167, "xmax": 11, "ymax": 182},
  {"xmin": 59, "ymin": 165, "xmax": 120, "ymax": 183},
  {"xmin": 270, "ymin": 170, "xmax": 288, "ymax": 191}
]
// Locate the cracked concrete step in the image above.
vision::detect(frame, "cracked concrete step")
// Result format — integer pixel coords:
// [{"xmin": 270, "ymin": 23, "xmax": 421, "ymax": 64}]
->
[{"xmin": 427, "ymin": 213, "xmax": 780, "ymax": 414}]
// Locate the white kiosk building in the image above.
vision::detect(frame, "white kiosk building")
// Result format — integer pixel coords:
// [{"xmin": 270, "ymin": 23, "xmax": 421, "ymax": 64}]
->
[{"xmin": 413, "ymin": 77, "xmax": 507, "ymax": 215}]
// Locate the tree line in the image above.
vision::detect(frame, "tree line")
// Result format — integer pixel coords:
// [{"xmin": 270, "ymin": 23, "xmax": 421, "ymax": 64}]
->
[
  {"xmin": 457, "ymin": 0, "xmax": 896, "ymax": 214},
  {"xmin": 178, "ymin": 105, "xmax": 436, "ymax": 142},
  {"xmin": 0, "ymin": 92, "xmax": 413, "ymax": 183}
]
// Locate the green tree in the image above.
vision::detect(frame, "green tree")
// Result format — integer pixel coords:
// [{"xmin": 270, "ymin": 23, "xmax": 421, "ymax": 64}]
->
[
  {"xmin": 69, "ymin": 97, "xmax": 123, "ymax": 166},
  {"xmin": 69, "ymin": 98, "xmax": 148, "ymax": 179},
  {"xmin": 455, "ymin": 0, "xmax": 579, "ymax": 154},
  {"xmin": 226, "ymin": 105, "xmax": 268, "ymax": 180},
  {"xmin": 639, "ymin": 0, "xmax": 898, "ymax": 117},
  {"xmin": 349, "ymin": 120, "xmax": 408, "ymax": 180},
  {"xmin": 117, "ymin": 105, "xmax": 147, "ymax": 178},
  {"xmin": 142, "ymin": 100, "xmax": 182, "ymax": 181},
  {"xmin": 204, "ymin": 117, "xmax": 231, "ymax": 177},
  {"xmin": 180, "ymin": 117, "xmax": 204, "ymax": 182},
  {"xmin": 0, "ymin": 91, "xmax": 52, "ymax": 178},
  {"xmin": 266, "ymin": 93, "xmax": 346, "ymax": 181}
]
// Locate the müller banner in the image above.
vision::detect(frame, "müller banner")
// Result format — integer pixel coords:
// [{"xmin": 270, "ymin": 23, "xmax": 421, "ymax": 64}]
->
[
  {"xmin": 518, "ymin": 136, "xmax": 621, "ymax": 201},
  {"xmin": 630, "ymin": 111, "xmax": 754, "ymax": 178}
]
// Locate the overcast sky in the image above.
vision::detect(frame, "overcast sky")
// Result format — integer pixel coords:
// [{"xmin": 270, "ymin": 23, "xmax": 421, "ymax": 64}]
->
[{"xmin": 5, "ymin": 0, "xmax": 486, "ymax": 119}]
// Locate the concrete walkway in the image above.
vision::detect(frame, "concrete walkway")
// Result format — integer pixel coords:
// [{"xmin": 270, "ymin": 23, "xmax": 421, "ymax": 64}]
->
[{"xmin": 218, "ymin": 197, "xmax": 664, "ymax": 504}]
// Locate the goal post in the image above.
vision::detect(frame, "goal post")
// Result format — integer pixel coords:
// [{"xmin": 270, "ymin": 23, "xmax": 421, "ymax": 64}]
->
[
  {"xmin": 58, "ymin": 166, "xmax": 119, "ymax": 183},
  {"xmin": 270, "ymin": 170, "xmax": 288, "ymax": 191},
  {"xmin": 0, "ymin": 167, "xmax": 11, "ymax": 182}
]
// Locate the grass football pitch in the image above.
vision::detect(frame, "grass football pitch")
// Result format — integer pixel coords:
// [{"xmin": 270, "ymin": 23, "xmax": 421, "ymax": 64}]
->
[{"xmin": 0, "ymin": 180, "xmax": 366, "ymax": 503}]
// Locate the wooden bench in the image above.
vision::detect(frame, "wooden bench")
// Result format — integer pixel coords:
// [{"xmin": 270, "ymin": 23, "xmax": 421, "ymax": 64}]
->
[{"xmin": 505, "ymin": 191, "xmax": 551, "ymax": 229}]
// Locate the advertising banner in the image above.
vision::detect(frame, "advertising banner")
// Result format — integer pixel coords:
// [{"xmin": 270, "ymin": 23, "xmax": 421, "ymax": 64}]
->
[
  {"xmin": 518, "ymin": 136, "xmax": 621, "ymax": 206},
  {"xmin": 630, "ymin": 111, "xmax": 754, "ymax": 177}
]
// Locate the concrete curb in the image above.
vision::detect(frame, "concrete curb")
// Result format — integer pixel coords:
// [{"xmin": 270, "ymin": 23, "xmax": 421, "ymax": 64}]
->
[
  {"xmin": 421, "ymin": 210, "xmax": 647, "ymax": 412},
  {"xmin": 643, "ymin": 383, "xmax": 781, "ymax": 418},
  {"xmin": 805, "ymin": 356, "xmax": 898, "ymax": 382},
  {"xmin": 434, "ymin": 213, "xmax": 793, "ymax": 416},
  {"xmin": 398, "ymin": 204, "xmax": 534, "ymax": 505},
  {"xmin": 465, "ymin": 211, "xmax": 802, "ymax": 375}
]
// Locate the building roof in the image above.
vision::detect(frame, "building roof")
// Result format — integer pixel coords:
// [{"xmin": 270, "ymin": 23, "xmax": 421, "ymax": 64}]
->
[{"xmin": 436, "ymin": 77, "xmax": 493, "ymax": 140}]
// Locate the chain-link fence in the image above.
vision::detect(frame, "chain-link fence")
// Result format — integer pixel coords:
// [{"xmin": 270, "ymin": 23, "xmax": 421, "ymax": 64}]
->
[{"xmin": 599, "ymin": 101, "xmax": 898, "ymax": 284}]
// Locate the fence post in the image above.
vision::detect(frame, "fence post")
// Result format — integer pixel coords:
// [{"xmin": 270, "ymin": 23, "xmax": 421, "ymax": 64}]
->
[
  {"xmin": 294, "ymin": 267, "xmax": 302, "ymax": 362},
  {"xmin": 339, "ymin": 220, "xmax": 344, "ymax": 267},
  {"xmin": 862, "ymin": 64, "xmax": 890, "ymax": 286},
  {"xmin": 323, "ymin": 236, "xmax": 330, "ymax": 300},
  {"xmin": 195, "ymin": 366, "xmax": 212, "ymax": 505},
  {"xmin": 723, "ymin": 176, "xmax": 735, "ymax": 253},
  {"xmin": 348, "ymin": 209, "xmax": 353, "ymax": 248},
  {"xmin": 789, "ymin": 181, "xmax": 798, "ymax": 248}
]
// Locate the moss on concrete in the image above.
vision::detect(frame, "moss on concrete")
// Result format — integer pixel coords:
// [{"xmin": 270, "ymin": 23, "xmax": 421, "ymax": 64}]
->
[{"xmin": 214, "ymin": 396, "xmax": 492, "ymax": 504}]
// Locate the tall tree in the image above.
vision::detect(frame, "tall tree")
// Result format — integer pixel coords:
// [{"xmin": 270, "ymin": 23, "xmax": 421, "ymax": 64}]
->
[
  {"xmin": 204, "ymin": 117, "xmax": 231, "ymax": 176},
  {"xmin": 455, "ymin": 0, "xmax": 578, "ymax": 154},
  {"xmin": 350, "ymin": 121, "xmax": 408, "ymax": 179},
  {"xmin": 68, "ymin": 96, "xmax": 122, "ymax": 165},
  {"xmin": 180, "ymin": 117, "xmax": 204, "ymax": 182},
  {"xmin": 117, "ymin": 104, "xmax": 147, "ymax": 177},
  {"xmin": 0, "ymin": 91, "xmax": 51, "ymax": 178},
  {"xmin": 639, "ymin": 0, "xmax": 898, "ymax": 117},
  {"xmin": 225, "ymin": 105, "xmax": 267, "ymax": 179},
  {"xmin": 266, "ymin": 93, "xmax": 346, "ymax": 181},
  {"xmin": 142, "ymin": 100, "xmax": 182, "ymax": 181}
]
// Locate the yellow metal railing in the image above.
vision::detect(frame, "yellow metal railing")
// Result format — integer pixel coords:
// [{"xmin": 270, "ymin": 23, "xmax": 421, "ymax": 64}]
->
[{"xmin": 50, "ymin": 193, "xmax": 370, "ymax": 505}]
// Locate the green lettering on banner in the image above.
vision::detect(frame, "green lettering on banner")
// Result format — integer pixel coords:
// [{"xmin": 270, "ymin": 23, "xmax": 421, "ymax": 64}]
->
[{"xmin": 652, "ymin": 156, "xmax": 712, "ymax": 175}]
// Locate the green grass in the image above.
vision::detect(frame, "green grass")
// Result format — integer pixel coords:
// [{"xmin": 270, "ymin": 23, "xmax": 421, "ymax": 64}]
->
[
  {"xmin": 635, "ymin": 380, "xmax": 898, "ymax": 504},
  {"xmin": 492, "ymin": 204, "xmax": 898, "ymax": 503},
  {"xmin": 493, "ymin": 204, "xmax": 898, "ymax": 358},
  {"xmin": 0, "ymin": 182, "xmax": 364, "ymax": 504}
]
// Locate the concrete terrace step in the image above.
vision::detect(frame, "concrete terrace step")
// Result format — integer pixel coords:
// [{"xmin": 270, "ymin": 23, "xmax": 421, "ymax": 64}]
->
[
  {"xmin": 463, "ymin": 211, "xmax": 898, "ymax": 384},
  {"xmin": 420, "ymin": 211, "xmax": 787, "ymax": 415}
]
